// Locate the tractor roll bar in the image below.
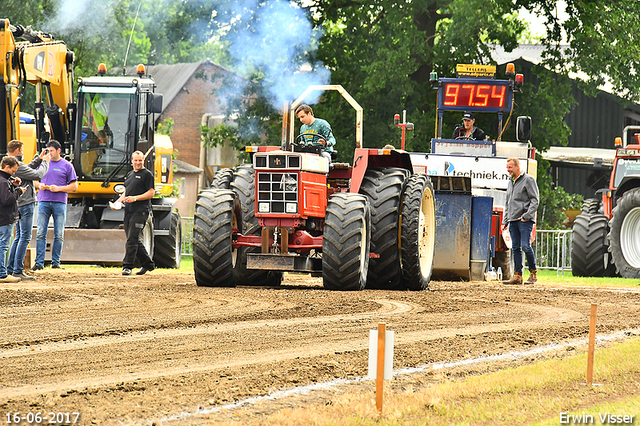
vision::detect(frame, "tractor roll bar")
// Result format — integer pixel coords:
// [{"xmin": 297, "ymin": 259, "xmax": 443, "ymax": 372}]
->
[{"xmin": 288, "ymin": 85, "xmax": 363, "ymax": 149}]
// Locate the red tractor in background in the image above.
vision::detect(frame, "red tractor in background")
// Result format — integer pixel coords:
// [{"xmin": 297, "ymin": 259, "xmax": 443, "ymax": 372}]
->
[
  {"xmin": 572, "ymin": 126, "xmax": 640, "ymax": 279},
  {"xmin": 192, "ymin": 85, "xmax": 437, "ymax": 290}
]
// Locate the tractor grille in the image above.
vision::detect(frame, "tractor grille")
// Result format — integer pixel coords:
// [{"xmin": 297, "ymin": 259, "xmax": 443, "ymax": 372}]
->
[{"xmin": 257, "ymin": 172, "xmax": 299, "ymax": 214}]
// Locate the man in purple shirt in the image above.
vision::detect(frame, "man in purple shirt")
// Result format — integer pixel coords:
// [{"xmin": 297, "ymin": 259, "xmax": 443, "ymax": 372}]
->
[{"xmin": 33, "ymin": 140, "xmax": 78, "ymax": 270}]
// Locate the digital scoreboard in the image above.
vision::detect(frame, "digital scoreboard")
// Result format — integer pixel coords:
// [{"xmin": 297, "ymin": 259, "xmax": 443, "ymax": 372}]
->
[{"xmin": 437, "ymin": 78, "xmax": 513, "ymax": 113}]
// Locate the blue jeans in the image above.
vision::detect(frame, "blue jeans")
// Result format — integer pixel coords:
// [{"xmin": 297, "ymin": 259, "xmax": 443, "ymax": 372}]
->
[
  {"xmin": 36, "ymin": 201, "xmax": 67, "ymax": 267},
  {"xmin": 509, "ymin": 220, "xmax": 537, "ymax": 274},
  {"xmin": 0, "ymin": 224, "xmax": 14, "ymax": 278},
  {"xmin": 8, "ymin": 203, "xmax": 35, "ymax": 275}
]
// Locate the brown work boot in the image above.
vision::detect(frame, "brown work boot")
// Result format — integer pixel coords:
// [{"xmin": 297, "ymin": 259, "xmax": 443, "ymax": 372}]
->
[
  {"xmin": 524, "ymin": 270, "xmax": 537, "ymax": 285},
  {"xmin": 502, "ymin": 272, "xmax": 522, "ymax": 285}
]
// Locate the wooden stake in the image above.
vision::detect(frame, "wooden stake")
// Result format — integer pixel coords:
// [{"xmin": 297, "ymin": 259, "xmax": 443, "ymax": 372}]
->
[
  {"xmin": 586, "ymin": 304, "xmax": 597, "ymax": 386},
  {"xmin": 376, "ymin": 323, "xmax": 386, "ymax": 414}
]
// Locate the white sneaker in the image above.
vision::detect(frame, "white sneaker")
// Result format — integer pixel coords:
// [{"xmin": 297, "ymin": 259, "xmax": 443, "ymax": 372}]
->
[{"xmin": 0, "ymin": 275, "xmax": 21, "ymax": 283}]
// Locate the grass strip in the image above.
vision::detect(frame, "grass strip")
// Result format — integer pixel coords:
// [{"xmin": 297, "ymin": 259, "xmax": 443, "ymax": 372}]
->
[
  {"xmin": 227, "ymin": 336, "xmax": 640, "ymax": 426},
  {"xmin": 536, "ymin": 270, "xmax": 639, "ymax": 289}
]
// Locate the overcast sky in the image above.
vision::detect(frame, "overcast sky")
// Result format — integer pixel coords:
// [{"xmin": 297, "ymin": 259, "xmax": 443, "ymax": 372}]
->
[{"xmin": 520, "ymin": 1, "xmax": 569, "ymax": 41}]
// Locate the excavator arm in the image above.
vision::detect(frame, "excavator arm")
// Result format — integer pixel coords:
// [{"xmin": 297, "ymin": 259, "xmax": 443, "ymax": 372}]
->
[
  {"xmin": 0, "ymin": 18, "xmax": 75, "ymax": 156},
  {"xmin": 1, "ymin": 19, "xmax": 21, "ymax": 150}
]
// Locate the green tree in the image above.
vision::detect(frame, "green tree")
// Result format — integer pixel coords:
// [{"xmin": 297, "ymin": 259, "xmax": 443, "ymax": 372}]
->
[{"xmin": 519, "ymin": 0, "xmax": 640, "ymax": 102}]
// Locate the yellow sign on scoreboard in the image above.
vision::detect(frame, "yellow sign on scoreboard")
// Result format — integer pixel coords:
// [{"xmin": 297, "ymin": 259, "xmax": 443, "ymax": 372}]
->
[{"xmin": 456, "ymin": 64, "xmax": 496, "ymax": 78}]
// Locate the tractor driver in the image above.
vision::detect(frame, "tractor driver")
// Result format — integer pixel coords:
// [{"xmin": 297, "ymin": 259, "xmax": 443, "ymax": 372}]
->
[
  {"xmin": 452, "ymin": 111, "xmax": 487, "ymax": 140},
  {"xmin": 295, "ymin": 104, "xmax": 336, "ymax": 162}
]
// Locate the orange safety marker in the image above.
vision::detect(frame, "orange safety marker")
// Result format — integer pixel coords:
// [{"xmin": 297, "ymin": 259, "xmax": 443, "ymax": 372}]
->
[{"xmin": 368, "ymin": 323, "xmax": 394, "ymax": 413}]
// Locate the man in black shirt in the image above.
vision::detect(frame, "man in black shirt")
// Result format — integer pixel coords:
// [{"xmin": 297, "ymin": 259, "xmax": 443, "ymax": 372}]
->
[
  {"xmin": 451, "ymin": 111, "xmax": 487, "ymax": 140},
  {"xmin": 112, "ymin": 151, "xmax": 156, "ymax": 276}
]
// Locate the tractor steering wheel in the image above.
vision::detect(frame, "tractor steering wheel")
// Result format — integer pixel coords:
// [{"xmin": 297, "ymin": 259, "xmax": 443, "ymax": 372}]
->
[
  {"xmin": 294, "ymin": 133, "xmax": 325, "ymax": 147},
  {"xmin": 454, "ymin": 136, "xmax": 475, "ymax": 141},
  {"xmin": 292, "ymin": 134, "xmax": 326, "ymax": 155}
]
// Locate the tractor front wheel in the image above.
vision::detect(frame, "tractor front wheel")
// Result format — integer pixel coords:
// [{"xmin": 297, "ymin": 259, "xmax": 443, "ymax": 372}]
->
[
  {"xmin": 211, "ymin": 168, "xmax": 234, "ymax": 189},
  {"xmin": 322, "ymin": 193, "xmax": 371, "ymax": 291},
  {"xmin": 193, "ymin": 190, "xmax": 240, "ymax": 287},
  {"xmin": 581, "ymin": 198, "xmax": 599, "ymax": 214}
]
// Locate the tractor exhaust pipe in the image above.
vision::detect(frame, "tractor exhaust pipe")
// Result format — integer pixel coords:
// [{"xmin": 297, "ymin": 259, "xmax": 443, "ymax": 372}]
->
[{"xmin": 282, "ymin": 101, "xmax": 291, "ymax": 150}]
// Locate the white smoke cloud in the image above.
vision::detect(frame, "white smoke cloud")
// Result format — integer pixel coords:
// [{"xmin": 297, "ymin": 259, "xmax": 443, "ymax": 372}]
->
[
  {"xmin": 44, "ymin": 0, "xmax": 330, "ymax": 110},
  {"xmin": 222, "ymin": 0, "xmax": 330, "ymax": 108},
  {"xmin": 46, "ymin": 0, "xmax": 116, "ymax": 34}
]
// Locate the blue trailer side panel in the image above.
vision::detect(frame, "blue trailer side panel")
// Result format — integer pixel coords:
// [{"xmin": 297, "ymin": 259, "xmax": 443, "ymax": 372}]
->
[
  {"xmin": 432, "ymin": 192, "xmax": 472, "ymax": 280},
  {"xmin": 470, "ymin": 196, "xmax": 494, "ymax": 281}
]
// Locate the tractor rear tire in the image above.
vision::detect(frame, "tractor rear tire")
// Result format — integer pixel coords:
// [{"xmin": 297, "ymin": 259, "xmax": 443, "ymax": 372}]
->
[
  {"xmin": 581, "ymin": 198, "xmax": 599, "ymax": 214},
  {"xmin": 322, "ymin": 193, "xmax": 371, "ymax": 291},
  {"xmin": 229, "ymin": 165, "xmax": 283, "ymax": 286},
  {"xmin": 359, "ymin": 167, "xmax": 409, "ymax": 289},
  {"xmin": 211, "ymin": 168, "xmax": 234, "ymax": 189},
  {"xmin": 153, "ymin": 210, "xmax": 182, "ymax": 269},
  {"xmin": 400, "ymin": 174, "xmax": 436, "ymax": 290},
  {"xmin": 571, "ymin": 212, "xmax": 612, "ymax": 277},
  {"xmin": 608, "ymin": 188, "xmax": 640, "ymax": 278},
  {"xmin": 193, "ymin": 190, "xmax": 239, "ymax": 287}
]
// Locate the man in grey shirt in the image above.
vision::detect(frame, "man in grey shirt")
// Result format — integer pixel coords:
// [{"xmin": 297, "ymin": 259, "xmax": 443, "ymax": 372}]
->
[
  {"xmin": 501, "ymin": 157, "xmax": 539, "ymax": 285},
  {"xmin": 6, "ymin": 140, "xmax": 50, "ymax": 280}
]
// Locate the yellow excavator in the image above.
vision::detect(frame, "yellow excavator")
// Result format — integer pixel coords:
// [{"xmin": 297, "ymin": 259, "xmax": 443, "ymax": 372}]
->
[{"xmin": 1, "ymin": 18, "xmax": 182, "ymax": 268}]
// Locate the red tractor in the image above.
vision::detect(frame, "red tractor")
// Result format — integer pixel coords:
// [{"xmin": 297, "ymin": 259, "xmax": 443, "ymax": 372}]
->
[
  {"xmin": 572, "ymin": 126, "xmax": 640, "ymax": 278},
  {"xmin": 192, "ymin": 85, "xmax": 436, "ymax": 290}
]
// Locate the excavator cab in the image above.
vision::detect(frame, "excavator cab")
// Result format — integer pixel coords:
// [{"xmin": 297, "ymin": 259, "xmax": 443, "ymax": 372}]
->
[
  {"xmin": 77, "ymin": 91, "xmax": 134, "ymax": 179},
  {"xmin": 72, "ymin": 71, "xmax": 163, "ymax": 191}
]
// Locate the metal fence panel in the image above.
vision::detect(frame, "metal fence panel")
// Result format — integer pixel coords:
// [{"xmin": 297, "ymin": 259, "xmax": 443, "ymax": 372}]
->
[
  {"xmin": 533, "ymin": 229, "xmax": 573, "ymax": 276},
  {"xmin": 182, "ymin": 217, "xmax": 194, "ymax": 256}
]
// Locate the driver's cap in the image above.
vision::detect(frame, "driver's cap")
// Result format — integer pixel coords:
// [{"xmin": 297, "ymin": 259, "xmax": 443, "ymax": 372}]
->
[{"xmin": 463, "ymin": 111, "xmax": 475, "ymax": 120}]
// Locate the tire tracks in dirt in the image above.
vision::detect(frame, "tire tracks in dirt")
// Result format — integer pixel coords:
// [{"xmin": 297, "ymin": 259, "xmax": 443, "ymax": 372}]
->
[{"xmin": 0, "ymin": 298, "xmax": 582, "ymax": 401}]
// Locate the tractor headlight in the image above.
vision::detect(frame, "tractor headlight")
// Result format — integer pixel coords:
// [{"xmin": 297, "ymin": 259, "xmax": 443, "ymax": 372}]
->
[
  {"xmin": 258, "ymin": 202, "xmax": 269, "ymax": 213},
  {"xmin": 286, "ymin": 202, "xmax": 297, "ymax": 213}
]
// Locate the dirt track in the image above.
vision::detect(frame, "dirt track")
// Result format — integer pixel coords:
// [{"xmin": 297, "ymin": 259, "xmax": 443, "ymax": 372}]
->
[{"xmin": 0, "ymin": 269, "xmax": 639, "ymax": 425}]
